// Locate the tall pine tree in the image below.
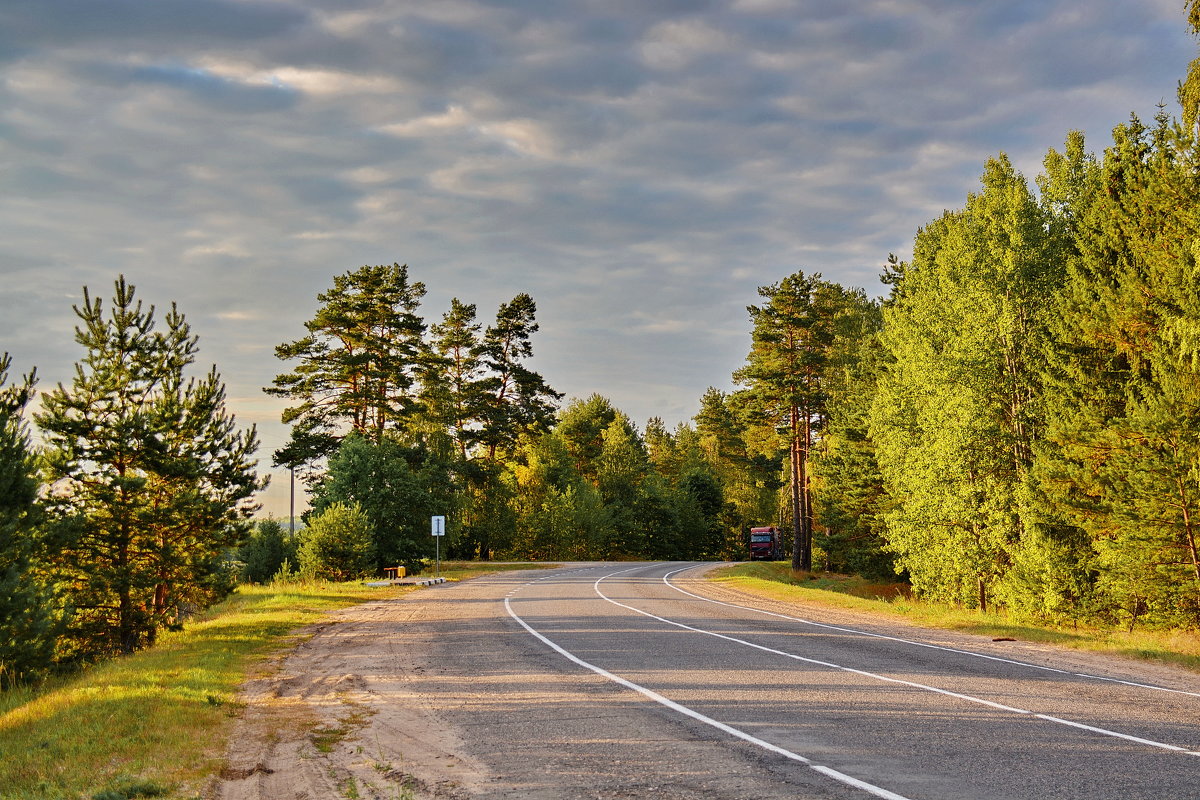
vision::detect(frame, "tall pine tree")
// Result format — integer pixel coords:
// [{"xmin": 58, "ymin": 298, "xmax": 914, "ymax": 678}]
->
[
  {"xmin": 1037, "ymin": 115, "xmax": 1200, "ymax": 627},
  {"xmin": 735, "ymin": 272, "xmax": 858, "ymax": 571},
  {"xmin": 38, "ymin": 278, "xmax": 261, "ymax": 657},
  {"xmin": 268, "ymin": 263, "xmax": 427, "ymax": 470}
]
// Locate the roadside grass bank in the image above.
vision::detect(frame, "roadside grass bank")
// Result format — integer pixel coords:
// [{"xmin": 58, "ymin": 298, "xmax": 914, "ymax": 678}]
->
[
  {"xmin": 712, "ymin": 562, "xmax": 1200, "ymax": 673},
  {"xmin": 0, "ymin": 562, "xmax": 547, "ymax": 800}
]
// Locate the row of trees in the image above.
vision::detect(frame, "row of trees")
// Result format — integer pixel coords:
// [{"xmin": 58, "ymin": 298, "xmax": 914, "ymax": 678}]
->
[
  {"xmin": 265, "ymin": 265, "xmax": 775, "ymax": 571},
  {"xmin": 9, "ymin": 12, "xmax": 1200, "ymax": 688},
  {"xmin": 701, "ymin": 116, "xmax": 1200, "ymax": 632},
  {"xmin": 727, "ymin": 8, "xmax": 1200, "ymax": 630},
  {"xmin": 860, "ymin": 110, "xmax": 1200, "ymax": 629},
  {"xmin": 1, "ymin": 279, "xmax": 261, "ymax": 684}
]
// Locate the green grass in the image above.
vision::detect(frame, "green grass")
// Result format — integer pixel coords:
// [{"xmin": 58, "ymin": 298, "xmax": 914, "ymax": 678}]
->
[
  {"xmin": 0, "ymin": 562, "xmax": 547, "ymax": 800},
  {"xmin": 713, "ymin": 562, "xmax": 1200, "ymax": 672}
]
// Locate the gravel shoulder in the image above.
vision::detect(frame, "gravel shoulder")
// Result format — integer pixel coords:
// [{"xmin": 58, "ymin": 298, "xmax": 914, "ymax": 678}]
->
[{"xmin": 213, "ymin": 586, "xmax": 494, "ymax": 800}]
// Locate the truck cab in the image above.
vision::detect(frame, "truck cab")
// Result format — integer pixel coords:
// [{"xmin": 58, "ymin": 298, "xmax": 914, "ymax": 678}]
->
[{"xmin": 749, "ymin": 526, "xmax": 782, "ymax": 561}]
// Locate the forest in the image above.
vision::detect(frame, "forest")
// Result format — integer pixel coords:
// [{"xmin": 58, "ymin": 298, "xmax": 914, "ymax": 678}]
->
[
  {"xmin": 259, "ymin": 97, "xmax": 1200, "ymax": 634},
  {"xmin": 5, "ymin": 5, "xmax": 1200, "ymax": 687}
]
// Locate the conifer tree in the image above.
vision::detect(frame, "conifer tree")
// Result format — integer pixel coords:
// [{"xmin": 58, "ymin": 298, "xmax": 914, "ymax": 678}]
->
[
  {"xmin": 735, "ymin": 272, "xmax": 857, "ymax": 571},
  {"xmin": 423, "ymin": 298, "xmax": 486, "ymax": 460},
  {"xmin": 38, "ymin": 278, "xmax": 261, "ymax": 657},
  {"xmin": 1037, "ymin": 115, "xmax": 1200, "ymax": 626},
  {"xmin": 0, "ymin": 355, "xmax": 58, "ymax": 685},
  {"xmin": 268, "ymin": 263, "xmax": 427, "ymax": 470},
  {"xmin": 475, "ymin": 293, "xmax": 562, "ymax": 461},
  {"xmin": 419, "ymin": 293, "xmax": 560, "ymax": 560},
  {"xmin": 812, "ymin": 299, "xmax": 893, "ymax": 578},
  {"xmin": 695, "ymin": 388, "xmax": 780, "ymax": 557}
]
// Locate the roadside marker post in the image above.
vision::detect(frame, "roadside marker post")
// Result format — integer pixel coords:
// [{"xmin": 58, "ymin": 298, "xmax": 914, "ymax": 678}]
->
[{"xmin": 431, "ymin": 515, "xmax": 445, "ymax": 578}]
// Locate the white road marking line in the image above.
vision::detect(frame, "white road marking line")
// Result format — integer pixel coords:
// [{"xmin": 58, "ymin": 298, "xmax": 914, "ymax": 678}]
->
[
  {"xmin": 588, "ymin": 567, "xmax": 1199, "ymax": 756},
  {"xmin": 503, "ymin": 593, "xmax": 917, "ymax": 800},
  {"xmin": 662, "ymin": 567, "xmax": 1200, "ymax": 700}
]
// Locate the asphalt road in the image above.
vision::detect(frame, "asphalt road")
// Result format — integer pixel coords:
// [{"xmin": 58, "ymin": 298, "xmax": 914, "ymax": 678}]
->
[{"xmin": 394, "ymin": 561, "xmax": 1200, "ymax": 799}]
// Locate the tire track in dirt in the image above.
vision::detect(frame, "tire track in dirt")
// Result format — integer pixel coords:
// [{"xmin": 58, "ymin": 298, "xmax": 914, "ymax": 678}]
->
[{"xmin": 213, "ymin": 590, "xmax": 490, "ymax": 800}]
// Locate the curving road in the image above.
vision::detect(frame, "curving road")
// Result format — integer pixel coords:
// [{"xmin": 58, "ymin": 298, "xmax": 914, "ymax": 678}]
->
[{"xmin": 217, "ymin": 561, "xmax": 1200, "ymax": 800}]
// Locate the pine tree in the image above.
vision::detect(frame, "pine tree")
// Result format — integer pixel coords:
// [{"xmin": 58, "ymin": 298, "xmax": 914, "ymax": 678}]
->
[
  {"xmin": 423, "ymin": 298, "xmax": 486, "ymax": 460},
  {"xmin": 420, "ymin": 293, "xmax": 561, "ymax": 560},
  {"xmin": 734, "ymin": 272, "xmax": 858, "ymax": 571},
  {"xmin": 267, "ymin": 263, "xmax": 427, "ymax": 469},
  {"xmin": 37, "ymin": 278, "xmax": 261, "ymax": 657},
  {"xmin": 1037, "ymin": 115, "xmax": 1200, "ymax": 626},
  {"xmin": 0, "ymin": 354, "xmax": 58, "ymax": 685},
  {"xmin": 695, "ymin": 388, "xmax": 780, "ymax": 558},
  {"xmin": 475, "ymin": 293, "xmax": 562, "ymax": 462},
  {"xmin": 811, "ymin": 298, "xmax": 893, "ymax": 578}
]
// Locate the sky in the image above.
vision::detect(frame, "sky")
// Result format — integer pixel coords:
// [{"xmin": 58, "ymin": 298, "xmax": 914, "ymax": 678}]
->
[{"xmin": 1, "ymin": 0, "xmax": 1196, "ymax": 517}]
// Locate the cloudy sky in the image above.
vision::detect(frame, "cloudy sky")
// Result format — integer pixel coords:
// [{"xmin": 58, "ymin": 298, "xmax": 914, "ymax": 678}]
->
[{"xmin": 2, "ymin": 0, "xmax": 1195, "ymax": 515}]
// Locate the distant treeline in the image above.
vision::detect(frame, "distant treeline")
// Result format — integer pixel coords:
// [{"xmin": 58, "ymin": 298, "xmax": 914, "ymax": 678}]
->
[{"xmin": 261, "ymin": 263, "xmax": 759, "ymax": 569}]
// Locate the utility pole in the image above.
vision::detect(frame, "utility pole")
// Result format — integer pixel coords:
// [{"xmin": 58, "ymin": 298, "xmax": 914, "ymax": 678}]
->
[{"xmin": 289, "ymin": 464, "xmax": 295, "ymax": 534}]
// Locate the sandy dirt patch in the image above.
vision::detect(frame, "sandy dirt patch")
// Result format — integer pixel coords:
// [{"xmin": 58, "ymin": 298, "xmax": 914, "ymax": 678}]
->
[{"xmin": 212, "ymin": 591, "xmax": 491, "ymax": 800}]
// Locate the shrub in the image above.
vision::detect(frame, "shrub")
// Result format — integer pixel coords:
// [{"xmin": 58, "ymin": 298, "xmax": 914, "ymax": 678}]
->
[
  {"xmin": 296, "ymin": 502, "xmax": 374, "ymax": 581},
  {"xmin": 237, "ymin": 518, "xmax": 297, "ymax": 584}
]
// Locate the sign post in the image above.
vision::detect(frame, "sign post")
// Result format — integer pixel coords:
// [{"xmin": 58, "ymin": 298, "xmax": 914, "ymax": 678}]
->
[{"xmin": 431, "ymin": 515, "xmax": 445, "ymax": 578}]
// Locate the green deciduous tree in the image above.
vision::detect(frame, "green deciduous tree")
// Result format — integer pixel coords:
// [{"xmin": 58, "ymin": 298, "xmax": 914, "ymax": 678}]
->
[
  {"xmin": 310, "ymin": 432, "xmax": 456, "ymax": 572},
  {"xmin": 509, "ymin": 431, "xmax": 611, "ymax": 560},
  {"xmin": 37, "ymin": 278, "xmax": 261, "ymax": 658},
  {"xmin": 871, "ymin": 156, "xmax": 1065, "ymax": 610}
]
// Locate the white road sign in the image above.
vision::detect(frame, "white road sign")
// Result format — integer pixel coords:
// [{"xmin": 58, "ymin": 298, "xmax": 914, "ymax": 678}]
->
[{"xmin": 431, "ymin": 515, "xmax": 446, "ymax": 536}]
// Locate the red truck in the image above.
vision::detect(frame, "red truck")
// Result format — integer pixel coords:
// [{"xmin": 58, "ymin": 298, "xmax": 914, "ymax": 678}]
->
[{"xmin": 749, "ymin": 526, "xmax": 783, "ymax": 561}]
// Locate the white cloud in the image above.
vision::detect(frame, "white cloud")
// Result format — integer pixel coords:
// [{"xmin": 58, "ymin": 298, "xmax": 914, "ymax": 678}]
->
[
  {"xmin": 478, "ymin": 118, "xmax": 559, "ymax": 158},
  {"xmin": 639, "ymin": 19, "xmax": 734, "ymax": 71},
  {"xmin": 376, "ymin": 105, "xmax": 472, "ymax": 137}
]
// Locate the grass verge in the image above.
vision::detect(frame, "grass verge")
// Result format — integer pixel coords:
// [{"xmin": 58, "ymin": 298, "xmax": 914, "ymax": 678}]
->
[
  {"xmin": 712, "ymin": 561, "xmax": 1200, "ymax": 673},
  {"xmin": 0, "ymin": 561, "xmax": 548, "ymax": 800}
]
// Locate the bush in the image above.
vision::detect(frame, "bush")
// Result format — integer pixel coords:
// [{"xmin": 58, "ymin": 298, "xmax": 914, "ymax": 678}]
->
[
  {"xmin": 296, "ymin": 502, "xmax": 374, "ymax": 581},
  {"xmin": 237, "ymin": 518, "xmax": 297, "ymax": 584}
]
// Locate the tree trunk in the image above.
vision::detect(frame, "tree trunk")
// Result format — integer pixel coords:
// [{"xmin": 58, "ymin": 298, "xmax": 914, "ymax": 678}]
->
[
  {"xmin": 800, "ymin": 411, "xmax": 813, "ymax": 571},
  {"xmin": 790, "ymin": 404, "xmax": 805, "ymax": 571}
]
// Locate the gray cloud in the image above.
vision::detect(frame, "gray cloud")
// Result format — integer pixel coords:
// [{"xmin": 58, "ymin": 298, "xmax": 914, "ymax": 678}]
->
[{"xmin": 1, "ymin": 0, "xmax": 1195, "ymax": 514}]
